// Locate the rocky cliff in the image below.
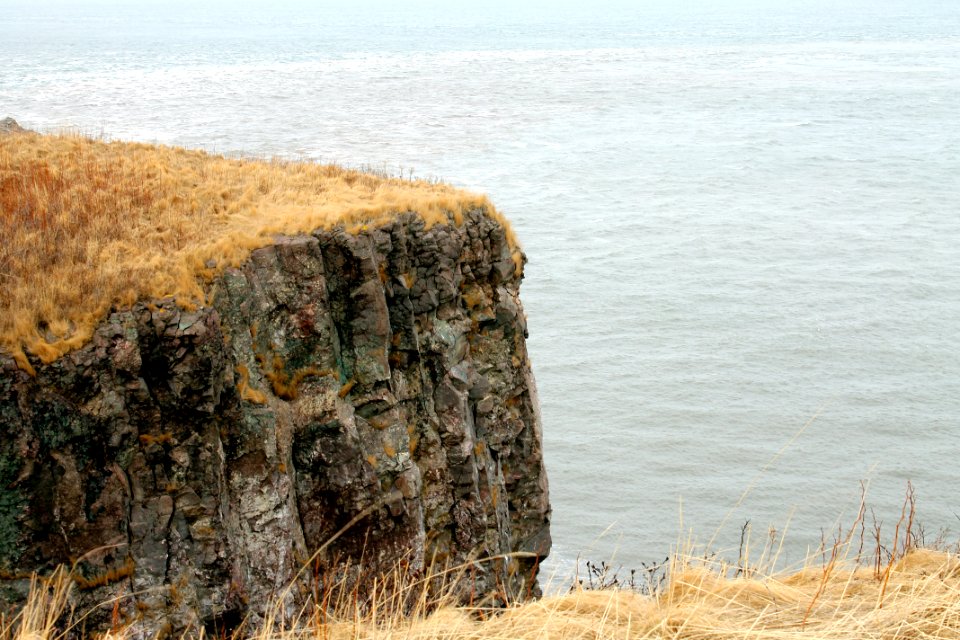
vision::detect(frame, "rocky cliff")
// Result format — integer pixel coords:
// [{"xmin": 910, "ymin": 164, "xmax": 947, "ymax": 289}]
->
[{"xmin": 0, "ymin": 209, "xmax": 550, "ymax": 634}]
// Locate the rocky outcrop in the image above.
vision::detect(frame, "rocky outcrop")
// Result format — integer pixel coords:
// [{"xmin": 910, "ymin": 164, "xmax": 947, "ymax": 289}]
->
[
  {"xmin": 0, "ymin": 210, "xmax": 550, "ymax": 634},
  {"xmin": 0, "ymin": 117, "xmax": 25, "ymax": 134}
]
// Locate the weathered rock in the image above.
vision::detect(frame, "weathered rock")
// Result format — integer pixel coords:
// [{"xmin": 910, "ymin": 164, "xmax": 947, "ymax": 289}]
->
[
  {"xmin": 0, "ymin": 210, "xmax": 550, "ymax": 635},
  {"xmin": 0, "ymin": 118, "xmax": 25, "ymax": 134}
]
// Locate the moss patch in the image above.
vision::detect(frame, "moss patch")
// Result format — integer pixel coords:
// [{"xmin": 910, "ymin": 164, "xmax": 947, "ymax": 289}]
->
[{"xmin": 0, "ymin": 453, "xmax": 25, "ymax": 566}]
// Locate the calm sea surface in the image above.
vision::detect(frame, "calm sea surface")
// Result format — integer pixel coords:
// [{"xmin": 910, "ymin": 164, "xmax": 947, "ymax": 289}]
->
[{"xmin": 3, "ymin": 0, "xmax": 960, "ymax": 583}]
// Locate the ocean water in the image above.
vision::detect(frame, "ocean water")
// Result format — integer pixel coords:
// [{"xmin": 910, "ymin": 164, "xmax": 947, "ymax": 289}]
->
[{"xmin": 3, "ymin": 0, "xmax": 960, "ymax": 583}]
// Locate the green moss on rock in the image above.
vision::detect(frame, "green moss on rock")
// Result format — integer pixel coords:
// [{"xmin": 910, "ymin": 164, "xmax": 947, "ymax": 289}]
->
[{"xmin": 0, "ymin": 453, "xmax": 24, "ymax": 565}]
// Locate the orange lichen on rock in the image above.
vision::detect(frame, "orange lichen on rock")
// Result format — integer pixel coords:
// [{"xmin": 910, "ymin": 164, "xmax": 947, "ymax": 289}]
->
[{"xmin": 0, "ymin": 131, "xmax": 520, "ymax": 369}]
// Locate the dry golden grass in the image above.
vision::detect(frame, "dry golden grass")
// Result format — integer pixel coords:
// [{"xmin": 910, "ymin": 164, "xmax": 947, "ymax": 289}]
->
[
  {"xmin": 4, "ymin": 545, "xmax": 960, "ymax": 640},
  {"xmin": 0, "ymin": 131, "xmax": 519, "ymax": 371},
  {"xmin": 297, "ymin": 542, "xmax": 960, "ymax": 640}
]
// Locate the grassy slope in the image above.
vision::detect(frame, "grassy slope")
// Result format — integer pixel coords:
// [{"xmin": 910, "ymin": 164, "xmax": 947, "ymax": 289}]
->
[{"xmin": 0, "ymin": 132, "xmax": 518, "ymax": 371}]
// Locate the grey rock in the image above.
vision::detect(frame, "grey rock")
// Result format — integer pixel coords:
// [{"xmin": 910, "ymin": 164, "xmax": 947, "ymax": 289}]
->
[
  {"xmin": 0, "ymin": 210, "xmax": 550, "ymax": 635},
  {"xmin": 0, "ymin": 118, "xmax": 25, "ymax": 134}
]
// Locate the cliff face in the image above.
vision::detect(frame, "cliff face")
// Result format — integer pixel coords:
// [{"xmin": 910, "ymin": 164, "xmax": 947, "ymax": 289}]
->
[{"xmin": 0, "ymin": 210, "xmax": 550, "ymax": 634}]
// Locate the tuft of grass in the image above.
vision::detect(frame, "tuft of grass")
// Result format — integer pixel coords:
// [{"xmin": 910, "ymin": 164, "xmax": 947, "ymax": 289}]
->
[
  {"xmin": 72, "ymin": 559, "xmax": 135, "ymax": 592},
  {"xmin": 259, "ymin": 354, "xmax": 333, "ymax": 401},
  {"xmin": 0, "ymin": 131, "xmax": 522, "ymax": 371},
  {"xmin": 137, "ymin": 432, "xmax": 174, "ymax": 447},
  {"xmin": 0, "ymin": 567, "xmax": 74, "ymax": 640},
  {"xmin": 337, "ymin": 379, "xmax": 357, "ymax": 399},
  {"xmin": 236, "ymin": 363, "xmax": 268, "ymax": 404}
]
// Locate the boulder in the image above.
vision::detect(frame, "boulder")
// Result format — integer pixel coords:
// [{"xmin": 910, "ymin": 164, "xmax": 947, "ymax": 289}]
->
[{"xmin": 0, "ymin": 118, "xmax": 25, "ymax": 134}]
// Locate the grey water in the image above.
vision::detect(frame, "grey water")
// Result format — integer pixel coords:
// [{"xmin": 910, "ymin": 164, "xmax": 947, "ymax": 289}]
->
[{"xmin": 3, "ymin": 0, "xmax": 960, "ymax": 583}]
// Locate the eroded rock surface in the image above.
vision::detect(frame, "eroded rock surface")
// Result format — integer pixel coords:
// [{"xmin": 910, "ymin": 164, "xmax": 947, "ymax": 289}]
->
[
  {"xmin": 0, "ymin": 117, "xmax": 25, "ymax": 134},
  {"xmin": 0, "ymin": 211, "xmax": 550, "ymax": 635}
]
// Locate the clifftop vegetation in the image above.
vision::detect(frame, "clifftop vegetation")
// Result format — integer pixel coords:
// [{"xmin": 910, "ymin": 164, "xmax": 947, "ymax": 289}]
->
[{"xmin": 0, "ymin": 131, "xmax": 517, "ymax": 370}]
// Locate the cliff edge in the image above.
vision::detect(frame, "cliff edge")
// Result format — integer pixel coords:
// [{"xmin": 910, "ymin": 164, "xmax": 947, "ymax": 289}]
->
[{"xmin": 0, "ymin": 129, "xmax": 550, "ymax": 634}]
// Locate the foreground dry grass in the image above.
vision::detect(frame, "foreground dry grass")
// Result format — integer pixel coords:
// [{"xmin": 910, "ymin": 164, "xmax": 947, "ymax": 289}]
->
[
  {"xmin": 5, "ymin": 546, "xmax": 960, "ymax": 640},
  {"xmin": 313, "ymin": 550, "xmax": 960, "ymax": 640},
  {"xmin": 0, "ymin": 131, "xmax": 516, "ymax": 370}
]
